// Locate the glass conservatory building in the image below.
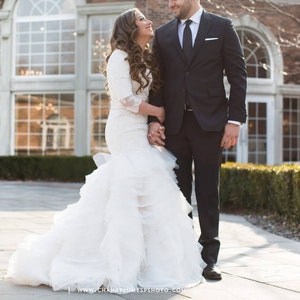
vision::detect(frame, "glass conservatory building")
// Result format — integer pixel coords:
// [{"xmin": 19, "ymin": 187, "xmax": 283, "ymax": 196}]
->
[{"xmin": 0, "ymin": 0, "xmax": 299, "ymax": 165}]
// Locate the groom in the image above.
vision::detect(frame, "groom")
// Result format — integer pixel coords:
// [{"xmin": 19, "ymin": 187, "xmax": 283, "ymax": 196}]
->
[{"xmin": 148, "ymin": 0, "xmax": 247, "ymax": 280}]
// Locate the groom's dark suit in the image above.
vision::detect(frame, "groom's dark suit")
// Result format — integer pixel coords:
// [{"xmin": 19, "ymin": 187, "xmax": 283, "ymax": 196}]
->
[{"xmin": 149, "ymin": 11, "xmax": 247, "ymax": 267}]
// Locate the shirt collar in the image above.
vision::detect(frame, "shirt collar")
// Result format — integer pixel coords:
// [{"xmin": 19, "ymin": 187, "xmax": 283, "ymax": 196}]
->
[{"xmin": 180, "ymin": 7, "xmax": 203, "ymax": 25}]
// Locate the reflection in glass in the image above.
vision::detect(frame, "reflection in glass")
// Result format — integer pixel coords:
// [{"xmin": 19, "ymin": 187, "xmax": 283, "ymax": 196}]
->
[
  {"xmin": 237, "ymin": 29, "xmax": 270, "ymax": 79},
  {"xmin": 283, "ymin": 97, "xmax": 300, "ymax": 162},
  {"xmin": 15, "ymin": 1, "xmax": 76, "ymax": 76},
  {"xmin": 90, "ymin": 92, "xmax": 110, "ymax": 154},
  {"xmin": 14, "ymin": 94, "xmax": 74, "ymax": 155},
  {"xmin": 248, "ymin": 102, "xmax": 267, "ymax": 164},
  {"xmin": 42, "ymin": 114, "xmax": 71, "ymax": 151},
  {"xmin": 222, "ymin": 145, "xmax": 237, "ymax": 163},
  {"xmin": 90, "ymin": 16, "xmax": 117, "ymax": 74}
]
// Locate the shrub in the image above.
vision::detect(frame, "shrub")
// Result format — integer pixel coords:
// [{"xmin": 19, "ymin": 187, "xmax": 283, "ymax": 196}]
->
[
  {"xmin": 0, "ymin": 156, "xmax": 96, "ymax": 182},
  {"xmin": 0, "ymin": 156, "xmax": 299, "ymax": 222},
  {"xmin": 220, "ymin": 163, "xmax": 300, "ymax": 223}
]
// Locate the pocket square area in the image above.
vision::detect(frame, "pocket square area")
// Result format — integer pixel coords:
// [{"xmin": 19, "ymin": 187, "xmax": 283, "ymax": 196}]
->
[{"xmin": 205, "ymin": 37, "xmax": 219, "ymax": 41}]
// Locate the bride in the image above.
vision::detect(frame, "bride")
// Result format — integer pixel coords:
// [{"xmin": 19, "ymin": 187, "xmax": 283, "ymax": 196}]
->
[{"xmin": 6, "ymin": 8, "xmax": 205, "ymax": 294}]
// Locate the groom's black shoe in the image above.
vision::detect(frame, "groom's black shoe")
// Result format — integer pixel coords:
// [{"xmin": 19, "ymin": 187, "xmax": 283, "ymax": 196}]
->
[{"xmin": 203, "ymin": 265, "xmax": 222, "ymax": 280}]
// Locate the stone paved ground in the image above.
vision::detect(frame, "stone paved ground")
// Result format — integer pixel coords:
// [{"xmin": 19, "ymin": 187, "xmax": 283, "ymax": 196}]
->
[{"xmin": 0, "ymin": 181, "xmax": 300, "ymax": 300}]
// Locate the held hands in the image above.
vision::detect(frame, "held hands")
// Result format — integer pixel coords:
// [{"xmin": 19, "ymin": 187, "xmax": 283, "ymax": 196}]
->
[
  {"xmin": 220, "ymin": 123, "xmax": 240, "ymax": 149},
  {"xmin": 148, "ymin": 122, "xmax": 166, "ymax": 146},
  {"xmin": 148, "ymin": 107, "xmax": 165, "ymax": 146},
  {"xmin": 148, "ymin": 120, "xmax": 240, "ymax": 148}
]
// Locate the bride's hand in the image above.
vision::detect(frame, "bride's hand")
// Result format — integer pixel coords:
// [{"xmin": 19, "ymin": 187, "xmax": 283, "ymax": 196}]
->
[{"xmin": 156, "ymin": 107, "xmax": 165, "ymax": 123}]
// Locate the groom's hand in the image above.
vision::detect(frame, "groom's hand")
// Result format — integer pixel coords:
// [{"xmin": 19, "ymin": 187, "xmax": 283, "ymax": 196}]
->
[
  {"xmin": 220, "ymin": 123, "xmax": 240, "ymax": 149},
  {"xmin": 148, "ymin": 122, "xmax": 165, "ymax": 146}
]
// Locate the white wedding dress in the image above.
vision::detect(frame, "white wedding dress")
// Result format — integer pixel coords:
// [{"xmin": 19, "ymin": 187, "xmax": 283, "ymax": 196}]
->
[{"xmin": 6, "ymin": 49, "xmax": 205, "ymax": 293}]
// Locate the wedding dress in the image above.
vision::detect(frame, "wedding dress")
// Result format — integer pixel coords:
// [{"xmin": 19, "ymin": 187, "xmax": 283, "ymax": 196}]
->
[{"xmin": 6, "ymin": 49, "xmax": 205, "ymax": 293}]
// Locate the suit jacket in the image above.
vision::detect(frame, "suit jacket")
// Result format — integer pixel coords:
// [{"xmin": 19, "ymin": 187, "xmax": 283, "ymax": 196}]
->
[{"xmin": 149, "ymin": 11, "xmax": 247, "ymax": 134}]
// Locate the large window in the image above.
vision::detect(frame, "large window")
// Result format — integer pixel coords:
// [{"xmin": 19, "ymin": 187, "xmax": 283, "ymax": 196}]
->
[
  {"xmin": 90, "ymin": 15, "xmax": 117, "ymax": 74},
  {"xmin": 90, "ymin": 92, "xmax": 110, "ymax": 154},
  {"xmin": 248, "ymin": 102, "xmax": 267, "ymax": 164},
  {"xmin": 222, "ymin": 146, "xmax": 237, "ymax": 163},
  {"xmin": 15, "ymin": 0, "xmax": 76, "ymax": 76},
  {"xmin": 237, "ymin": 29, "xmax": 271, "ymax": 79},
  {"xmin": 222, "ymin": 28, "xmax": 272, "ymax": 163},
  {"xmin": 283, "ymin": 97, "xmax": 300, "ymax": 162},
  {"xmin": 88, "ymin": 15, "xmax": 117, "ymax": 154},
  {"xmin": 14, "ymin": 94, "xmax": 74, "ymax": 155}
]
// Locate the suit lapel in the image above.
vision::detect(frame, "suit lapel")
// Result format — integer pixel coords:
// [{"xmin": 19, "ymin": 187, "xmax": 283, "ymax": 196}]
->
[
  {"xmin": 168, "ymin": 12, "xmax": 212, "ymax": 65},
  {"xmin": 190, "ymin": 11, "xmax": 212, "ymax": 64},
  {"xmin": 169, "ymin": 19, "xmax": 186, "ymax": 63}
]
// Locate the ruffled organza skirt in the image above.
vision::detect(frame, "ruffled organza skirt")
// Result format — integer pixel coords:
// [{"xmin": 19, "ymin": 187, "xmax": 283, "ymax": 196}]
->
[{"xmin": 6, "ymin": 110, "xmax": 205, "ymax": 294}]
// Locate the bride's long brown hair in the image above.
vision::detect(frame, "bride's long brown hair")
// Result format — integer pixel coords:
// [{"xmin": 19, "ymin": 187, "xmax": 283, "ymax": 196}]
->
[{"xmin": 104, "ymin": 8, "xmax": 160, "ymax": 94}]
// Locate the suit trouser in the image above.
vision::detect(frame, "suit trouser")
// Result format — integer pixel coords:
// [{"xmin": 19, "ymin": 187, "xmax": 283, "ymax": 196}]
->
[{"xmin": 165, "ymin": 111, "xmax": 223, "ymax": 266}]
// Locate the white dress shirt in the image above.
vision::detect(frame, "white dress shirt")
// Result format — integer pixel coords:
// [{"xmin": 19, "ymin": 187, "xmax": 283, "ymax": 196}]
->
[{"xmin": 178, "ymin": 7, "xmax": 203, "ymax": 47}]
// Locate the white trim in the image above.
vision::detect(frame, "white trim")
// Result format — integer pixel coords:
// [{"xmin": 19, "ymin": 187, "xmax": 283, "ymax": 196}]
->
[
  {"xmin": 233, "ymin": 15, "xmax": 283, "ymax": 85},
  {"xmin": 15, "ymin": 0, "xmax": 76, "ymax": 17},
  {"xmin": 257, "ymin": 0, "xmax": 300, "ymax": 4},
  {"xmin": 0, "ymin": 11, "xmax": 10, "ymax": 20},
  {"xmin": 10, "ymin": 93, "xmax": 16, "ymax": 155},
  {"xmin": 86, "ymin": 91, "xmax": 92, "ymax": 155},
  {"xmin": 2, "ymin": 0, "xmax": 17, "ymax": 11},
  {"xmin": 278, "ymin": 84, "xmax": 300, "ymax": 96},
  {"xmin": 16, "ymin": 14, "xmax": 76, "ymax": 21},
  {"xmin": 76, "ymin": 2, "xmax": 134, "ymax": 36},
  {"xmin": 77, "ymin": 2, "xmax": 135, "ymax": 15}
]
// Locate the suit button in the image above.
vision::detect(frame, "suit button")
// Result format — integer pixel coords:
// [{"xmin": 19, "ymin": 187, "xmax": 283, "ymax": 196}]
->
[{"xmin": 185, "ymin": 72, "xmax": 190, "ymax": 76}]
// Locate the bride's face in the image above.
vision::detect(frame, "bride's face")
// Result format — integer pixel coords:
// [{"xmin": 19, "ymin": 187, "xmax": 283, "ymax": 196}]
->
[{"xmin": 135, "ymin": 12, "xmax": 154, "ymax": 41}]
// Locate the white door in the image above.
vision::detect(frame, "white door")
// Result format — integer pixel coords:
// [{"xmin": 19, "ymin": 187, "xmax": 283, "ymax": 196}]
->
[{"xmin": 237, "ymin": 95, "xmax": 276, "ymax": 165}]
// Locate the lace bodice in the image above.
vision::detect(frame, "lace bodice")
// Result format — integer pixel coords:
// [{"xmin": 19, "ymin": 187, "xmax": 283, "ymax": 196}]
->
[{"xmin": 106, "ymin": 49, "xmax": 151, "ymax": 113}]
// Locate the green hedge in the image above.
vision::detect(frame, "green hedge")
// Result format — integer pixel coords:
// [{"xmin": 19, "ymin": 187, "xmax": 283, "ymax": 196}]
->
[
  {"xmin": 0, "ymin": 156, "xmax": 299, "ymax": 222},
  {"xmin": 220, "ymin": 163, "xmax": 300, "ymax": 223},
  {"xmin": 0, "ymin": 156, "xmax": 96, "ymax": 182}
]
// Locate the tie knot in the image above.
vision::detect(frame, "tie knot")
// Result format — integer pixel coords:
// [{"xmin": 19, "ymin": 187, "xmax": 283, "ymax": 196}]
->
[{"xmin": 185, "ymin": 19, "xmax": 192, "ymax": 27}]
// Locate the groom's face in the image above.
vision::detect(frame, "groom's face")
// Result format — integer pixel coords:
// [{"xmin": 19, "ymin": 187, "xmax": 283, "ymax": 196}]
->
[{"xmin": 169, "ymin": 0, "xmax": 194, "ymax": 20}]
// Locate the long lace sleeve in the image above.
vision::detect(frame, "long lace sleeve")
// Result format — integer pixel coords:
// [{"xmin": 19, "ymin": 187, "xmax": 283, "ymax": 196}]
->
[
  {"xmin": 106, "ymin": 50, "xmax": 142, "ymax": 113},
  {"xmin": 120, "ymin": 95, "xmax": 142, "ymax": 113}
]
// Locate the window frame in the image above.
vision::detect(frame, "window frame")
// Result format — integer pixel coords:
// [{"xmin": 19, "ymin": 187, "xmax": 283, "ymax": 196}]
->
[
  {"xmin": 13, "ymin": 0, "xmax": 76, "ymax": 78},
  {"xmin": 283, "ymin": 96, "xmax": 300, "ymax": 163},
  {"xmin": 13, "ymin": 92, "xmax": 75, "ymax": 155},
  {"xmin": 236, "ymin": 27, "xmax": 273, "ymax": 82}
]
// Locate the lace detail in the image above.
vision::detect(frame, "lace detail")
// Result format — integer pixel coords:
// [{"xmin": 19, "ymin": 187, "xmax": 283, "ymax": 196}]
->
[
  {"xmin": 120, "ymin": 95, "xmax": 142, "ymax": 113},
  {"xmin": 106, "ymin": 50, "xmax": 150, "ymax": 112}
]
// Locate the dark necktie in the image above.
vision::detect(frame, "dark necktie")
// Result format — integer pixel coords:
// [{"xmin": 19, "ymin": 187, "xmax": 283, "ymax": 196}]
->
[
  {"xmin": 183, "ymin": 19, "xmax": 193, "ymax": 61},
  {"xmin": 183, "ymin": 20, "xmax": 193, "ymax": 107}
]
